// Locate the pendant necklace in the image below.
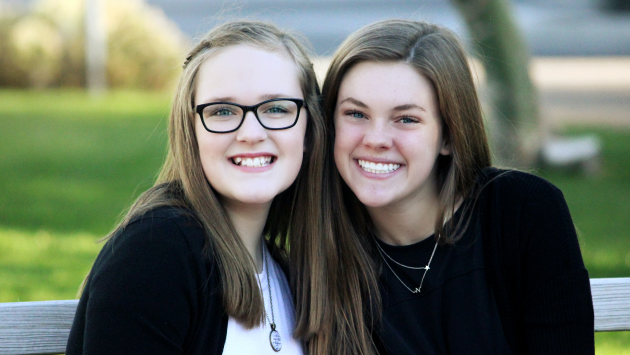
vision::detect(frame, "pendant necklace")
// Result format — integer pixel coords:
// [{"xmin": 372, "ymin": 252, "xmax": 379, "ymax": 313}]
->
[
  {"xmin": 374, "ymin": 234, "xmax": 440, "ymax": 294},
  {"xmin": 257, "ymin": 240, "xmax": 282, "ymax": 352}
]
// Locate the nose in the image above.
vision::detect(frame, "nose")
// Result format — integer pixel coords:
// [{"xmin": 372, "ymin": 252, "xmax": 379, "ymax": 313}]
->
[
  {"xmin": 362, "ymin": 119, "xmax": 392, "ymax": 150},
  {"xmin": 236, "ymin": 111, "xmax": 267, "ymax": 143}
]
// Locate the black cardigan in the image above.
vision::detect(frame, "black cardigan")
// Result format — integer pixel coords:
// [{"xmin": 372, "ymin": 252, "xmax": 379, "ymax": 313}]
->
[
  {"xmin": 373, "ymin": 168, "xmax": 595, "ymax": 354},
  {"xmin": 478, "ymin": 168, "xmax": 594, "ymax": 354},
  {"xmin": 66, "ymin": 207, "xmax": 229, "ymax": 354}
]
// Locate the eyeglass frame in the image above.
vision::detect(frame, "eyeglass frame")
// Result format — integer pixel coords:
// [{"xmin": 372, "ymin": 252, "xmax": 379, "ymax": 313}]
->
[{"xmin": 195, "ymin": 98, "xmax": 306, "ymax": 134}]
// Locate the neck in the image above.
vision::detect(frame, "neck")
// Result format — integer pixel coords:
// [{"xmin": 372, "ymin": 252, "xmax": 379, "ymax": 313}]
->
[
  {"xmin": 222, "ymin": 199, "xmax": 272, "ymax": 272},
  {"xmin": 367, "ymin": 193, "xmax": 441, "ymax": 246}
]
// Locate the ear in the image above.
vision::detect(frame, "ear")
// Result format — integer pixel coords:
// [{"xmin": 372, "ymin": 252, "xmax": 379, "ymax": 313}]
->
[{"xmin": 440, "ymin": 129, "xmax": 451, "ymax": 156}]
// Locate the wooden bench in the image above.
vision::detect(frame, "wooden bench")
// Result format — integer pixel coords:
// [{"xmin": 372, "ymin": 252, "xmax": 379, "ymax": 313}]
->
[{"xmin": 1, "ymin": 278, "xmax": 629, "ymax": 355}]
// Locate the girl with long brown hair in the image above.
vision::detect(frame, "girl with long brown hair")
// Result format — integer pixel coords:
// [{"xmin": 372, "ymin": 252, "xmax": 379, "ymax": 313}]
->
[
  {"xmin": 66, "ymin": 20, "xmax": 326, "ymax": 354},
  {"xmin": 314, "ymin": 19, "xmax": 594, "ymax": 354}
]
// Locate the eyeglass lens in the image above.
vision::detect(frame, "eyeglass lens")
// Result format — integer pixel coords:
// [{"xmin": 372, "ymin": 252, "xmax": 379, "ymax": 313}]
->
[{"xmin": 201, "ymin": 100, "xmax": 299, "ymax": 132}]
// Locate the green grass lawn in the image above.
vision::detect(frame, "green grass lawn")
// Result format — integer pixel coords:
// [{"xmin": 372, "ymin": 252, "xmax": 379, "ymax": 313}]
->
[
  {"xmin": 537, "ymin": 128, "xmax": 630, "ymax": 279},
  {"xmin": 0, "ymin": 90, "xmax": 170, "ymax": 234},
  {"xmin": 0, "ymin": 89, "xmax": 628, "ymax": 352}
]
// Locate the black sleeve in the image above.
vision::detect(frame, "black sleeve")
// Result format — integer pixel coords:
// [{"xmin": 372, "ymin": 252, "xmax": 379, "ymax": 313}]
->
[
  {"xmin": 66, "ymin": 217, "xmax": 205, "ymax": 354},
  {"xmin": 514, "ymin": 176, "xmax": 595, "ymax": 354}
]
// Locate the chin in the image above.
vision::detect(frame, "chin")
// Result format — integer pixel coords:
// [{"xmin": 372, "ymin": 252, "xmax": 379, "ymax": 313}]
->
[
  {"xmin": 236, "ymin": 189, "xmax": 282, "ymax": 205},
  {"xmin": 353, "ymin": 192, "xmax": 391, "ymax": 209},
  {"xmin": 235, "ymin": 195, "xmax": 276, "ymax": 205}
]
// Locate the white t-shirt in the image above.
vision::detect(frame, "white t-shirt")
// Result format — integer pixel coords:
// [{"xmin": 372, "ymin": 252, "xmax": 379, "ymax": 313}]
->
[{"xmin": 222, "ymin": 246, "xmax": 304, "ymax": 354}]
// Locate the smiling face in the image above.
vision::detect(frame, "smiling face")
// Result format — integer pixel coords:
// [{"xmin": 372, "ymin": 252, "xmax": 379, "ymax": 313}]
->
[
  {"xmin": 333, "ymin": 61, "xmax": 450, "ymax": 210},
  {"xmin": 194, "ymin": 44, "xmax": 307, "ymax": 209}
]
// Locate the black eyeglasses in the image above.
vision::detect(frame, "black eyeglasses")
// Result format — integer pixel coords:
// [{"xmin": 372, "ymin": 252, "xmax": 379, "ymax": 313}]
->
[{"xmin": 195, "ymin": 98, "xmax": 306, "ymax": 133}]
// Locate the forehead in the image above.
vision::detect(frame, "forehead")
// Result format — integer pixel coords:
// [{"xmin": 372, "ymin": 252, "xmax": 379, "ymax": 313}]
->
[
  {"xmin": 338, "ymin": 61, "xmax": 436, "ymax": 109},
  {"xmin": 194, "ymin": 44, "xmax": 302, "ymax": 104}
]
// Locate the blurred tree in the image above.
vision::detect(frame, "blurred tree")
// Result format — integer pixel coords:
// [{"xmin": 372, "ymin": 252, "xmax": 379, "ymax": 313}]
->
[
  {"xmin": 85, "ymin": 0, "xmax": 107, "ymax": 94},
  {"xmin": 0, "ymin": 7, "xmax": 29, "ymax": 87},
  {"xmin": 451, "ymin": 0, "xmax": 540, "ymax": 168},
  {"xmin": 602, "ymin": 0, "xmax": 630, "ymax": 11}
]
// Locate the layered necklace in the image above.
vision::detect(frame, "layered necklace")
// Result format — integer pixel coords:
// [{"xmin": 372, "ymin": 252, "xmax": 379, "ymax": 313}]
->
[
  {"xmin": 374, "ymin": 233, "xmax": 441, "ymax": 294},
  {"xmin": 257, "ymin": 240, "xmax": 282, "ymax": 352}
]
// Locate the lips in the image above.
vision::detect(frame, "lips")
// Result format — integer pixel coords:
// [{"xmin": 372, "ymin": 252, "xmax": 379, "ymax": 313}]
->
[
  {"xmin": 357, "ymin": 159, "xmax": 401, "ymax": 174},
  {"xmin": 229, "ymin": 155, "xmax": 275, "ymax": 167}
]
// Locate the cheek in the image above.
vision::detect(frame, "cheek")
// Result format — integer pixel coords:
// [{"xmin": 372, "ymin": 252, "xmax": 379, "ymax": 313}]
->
[
  {"xmin": 279, "ymin": 120, "xmax": 307, "ymax": 168},
  {"xmin": 196, "ymin": 126, "xmax": 215, "ymax": 161},
  {"xmin": 398, "ymin": 133, "xmax": 441, "ymax": 171},
  {"xmin": 333, "ymin": 121, "xmax": 360, "ymax": 170},
  {"xmin": 334, "ymin": 120, "xmax": 362, "ymax": 149},
  {"xmin": 195, "ymin": 125, "xmax": 228, "ymax": 180},
  {"xmin": 291, "ymin": 114, "xmax": 307, "ymax": 156}
]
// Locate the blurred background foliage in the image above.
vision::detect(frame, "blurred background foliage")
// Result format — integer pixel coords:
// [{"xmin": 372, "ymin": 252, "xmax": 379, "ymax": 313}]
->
[{"xmin": 0, "ymin": 0, "xmax": 187, "ymax": 89}]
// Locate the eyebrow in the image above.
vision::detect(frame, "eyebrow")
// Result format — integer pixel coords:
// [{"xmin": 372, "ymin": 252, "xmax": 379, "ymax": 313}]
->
[
  {"xmin": 339, "ymin": 97, "xmax": 427, "ymax": 112},
  {"xmin": 259, "ymin": 93, "xmax": 295, "ymax": 101},
  {"xmin": 392, "ymin": 104, "xmax": 426, "ymax": 112},
  {"xmin": 338, "ymin": 97, "xmax": 368, "ymax": 108},
  {"xmin": 200, "ymin": 94, "xmax": 297, "ymax": 105}
]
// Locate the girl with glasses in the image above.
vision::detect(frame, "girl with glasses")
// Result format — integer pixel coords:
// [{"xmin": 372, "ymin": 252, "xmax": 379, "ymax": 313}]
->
[
  {"xmin": 311, "ymin": 19, "xmax": 595, "ymax": 354},
  {"xmin": 66, "ymin": 20, "xmax": 326, "ymax": 355}
]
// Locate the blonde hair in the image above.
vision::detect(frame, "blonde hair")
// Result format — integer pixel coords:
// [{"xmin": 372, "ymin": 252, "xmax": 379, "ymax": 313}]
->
[{"xmin": 100, "ymin": 20, "xmax": 326, "ymax": 329}]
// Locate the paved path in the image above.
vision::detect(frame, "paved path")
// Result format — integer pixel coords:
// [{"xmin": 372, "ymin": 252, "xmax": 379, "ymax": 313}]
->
[
  {"xmin": 142, "ymin": 0, "xmax": 630, "ymax": 56},
  {"xmin": 531, "ymin": 58, "xmax": 630, "ymax": 129},
  {"xmin": 6, "ymin": 0, "xmax": 630, "ymax": 56}
]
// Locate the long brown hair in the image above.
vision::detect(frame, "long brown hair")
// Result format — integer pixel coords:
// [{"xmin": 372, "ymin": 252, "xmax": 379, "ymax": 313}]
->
[
  {"xmin": 95, "ymin": 20, "xmax": 327, "ymax": 330},
  {"xmin": 316, "ymin": 19, "xmax": 493, "ymax": 354}
]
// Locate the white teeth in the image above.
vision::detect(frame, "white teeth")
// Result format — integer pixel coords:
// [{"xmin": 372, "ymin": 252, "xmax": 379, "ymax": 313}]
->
[
  {"xmin": 231, "ymin": 156, "xmax": 273, "ymax": 167},
  {"xmin": 357, "ymin": 159, "xmax": 400, "ymax": 174}
]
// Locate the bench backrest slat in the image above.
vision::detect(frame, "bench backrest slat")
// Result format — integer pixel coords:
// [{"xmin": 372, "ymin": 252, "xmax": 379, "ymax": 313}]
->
[
  {"xmin": 0, "ymin": 278, "xmax": 628, "ymax": 355},
  {"xmin": 0, "ymin": 300, "xmax": 78, "ymax": 355},
  {"xmin": 591, "ymin": 277, "xmax": 630, "ymax": 332}
]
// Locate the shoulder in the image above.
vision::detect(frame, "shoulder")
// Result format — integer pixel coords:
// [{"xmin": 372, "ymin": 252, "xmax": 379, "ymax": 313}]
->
[
  {"xmin": 84, "ymin": 205, "xmax": 219, "ymax": 310},
  {"xmin": 110, "ymin": 205, "xmax": 206, "ymax": 254},
  {"xmin": 91, "ymin": 206, "xmax": 210, "ymax": 281},
  {"xmin": 73, "ymin": 205, "xmax": 224, "ymax": 354},
  {"xmin": 472, "ymin": 167, "xmax": 574, "ymax": 236},
  {"xmin": 474, "ymin": 167, "xmax": 577, "ymax": 252},
  {"xmin": 476, "ymin": 167, "xmax": 565, "ymax": 207}
]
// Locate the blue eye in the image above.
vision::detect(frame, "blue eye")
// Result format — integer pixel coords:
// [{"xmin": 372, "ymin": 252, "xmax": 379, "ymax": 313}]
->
[
  {"xmin": 216, "ymin": 109, "xmax": 234, "ymax": 116},
  {"xmin": 347, "ymin": 110, "xmax": 364, "ymax": 119},
  {"xmin": 209, "ymin": 106, "xmax": 238, "ymax": 116},
  {"xmin": 399, "ymin": 116, "xmax": 419, "ymax": 124},
  {"xmin": 265, "ymin": 106, "xmax": 289, "ymax": 114}
]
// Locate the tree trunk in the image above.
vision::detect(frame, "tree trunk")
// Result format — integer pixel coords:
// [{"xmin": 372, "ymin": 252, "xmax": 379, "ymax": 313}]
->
[
  {"xmin": 85, "ymin": 0, "xmax": 107, "ymax": 95},
  {"xmin": 451, "ymin": 0, "xmax": 540, "ymax": 168}
]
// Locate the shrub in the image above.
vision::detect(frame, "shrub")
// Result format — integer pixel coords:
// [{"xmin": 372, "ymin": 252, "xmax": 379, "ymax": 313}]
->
[
  {"xmin": 0, "ymin": 4, "xmax": 29, "ymax": 87},
  {"xmin": 0, "ymin": 0, "xmax": 188, "ymax": 90}
]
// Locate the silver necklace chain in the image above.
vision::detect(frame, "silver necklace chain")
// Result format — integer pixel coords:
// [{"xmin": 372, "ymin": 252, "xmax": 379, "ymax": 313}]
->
[
  {"xmin": 257, "ymin": 240, "xmax": 282, "ymax": 352},
  {"xmin": 375, "ymin": 234, "xmax": 440, "ymax": 294},
  {"xmin": 260, "ymin": 242, "xmax": 276, "ymax": 327}
]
